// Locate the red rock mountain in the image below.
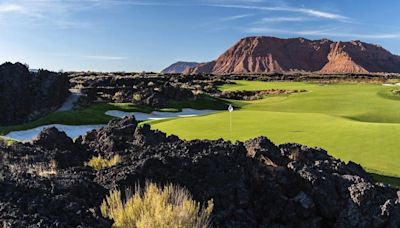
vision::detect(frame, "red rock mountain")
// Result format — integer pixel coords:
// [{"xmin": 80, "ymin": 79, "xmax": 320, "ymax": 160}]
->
[
  {"xmin": 161, "ymin": 61, "xmax": 200, "ymax": 73},
  {"xmin": 183, "ymin": 36, "xmax": 400, "ymax": 74}
]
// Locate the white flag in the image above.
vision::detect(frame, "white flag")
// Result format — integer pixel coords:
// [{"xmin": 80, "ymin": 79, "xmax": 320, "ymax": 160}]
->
[{"xmin": 228, "ymin": 105, "xmax": 233, "ymax": 112}]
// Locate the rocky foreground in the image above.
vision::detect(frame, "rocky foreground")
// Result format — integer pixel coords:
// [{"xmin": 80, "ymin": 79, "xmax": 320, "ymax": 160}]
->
[{"xmin": 1, "ymin": 118, "xmax": 399, "ymax": 227}]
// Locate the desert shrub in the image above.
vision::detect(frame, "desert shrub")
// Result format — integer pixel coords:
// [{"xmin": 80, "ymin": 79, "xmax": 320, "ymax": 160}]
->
[
  {"xmin": 86, "ymin": 154, "xmax": 120, "ymax": 171},
  {"xmin": 27, "ymin": 160, "xmax": 57, "ymax": 177},
  {"xmin": 0, "ymin": 137, "xmax": 16, "ymax": 146},
  {"xmin": 100, "ymin": 182, "xmax": 214, "ymax": 228}
]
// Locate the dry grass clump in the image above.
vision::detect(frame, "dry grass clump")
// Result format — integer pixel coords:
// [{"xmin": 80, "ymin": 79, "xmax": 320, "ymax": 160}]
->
[
  {"xmin": 100, "ymin": 182, "xmax": 214, "ymax": 228},
  {"xmin": 27, "ymin": 160, "xmax": 57, "ymax": 177},
  {"xmin": 86, "ymin": 154, "xmax": 120, "ymax": 171},
  {"xmin": 0, "ymin": 137, "xmax": 16, "ymax": 146}
]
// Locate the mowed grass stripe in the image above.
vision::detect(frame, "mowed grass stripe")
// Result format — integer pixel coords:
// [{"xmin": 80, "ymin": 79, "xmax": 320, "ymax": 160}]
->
[{"xmin": 151, "ymin": 81, "xmax": 400, "ymax": 178}]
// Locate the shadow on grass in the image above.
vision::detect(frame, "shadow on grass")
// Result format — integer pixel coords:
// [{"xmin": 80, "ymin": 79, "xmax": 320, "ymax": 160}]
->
[
  {"xmin": 370, "ymin": 172, "xmax": 400, "ymax": 188},
  {"xmin": 0, "ymin": 95, "xmax": 235, "ymax": 136}
]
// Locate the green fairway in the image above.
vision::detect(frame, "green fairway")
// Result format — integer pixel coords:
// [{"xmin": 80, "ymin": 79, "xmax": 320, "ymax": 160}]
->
[
  {"xmin": 150, "ymin": 81, "xmax": 400, "ymax": 178},
  {"xmin": 0, "ymin": 94, "xmax": 228, "ymax": 135}
]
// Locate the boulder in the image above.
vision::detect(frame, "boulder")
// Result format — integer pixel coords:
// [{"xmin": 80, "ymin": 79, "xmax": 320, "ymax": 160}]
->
[{"xmin": 0, "ymin": 62, "xmax": 69, "ymax": 125}]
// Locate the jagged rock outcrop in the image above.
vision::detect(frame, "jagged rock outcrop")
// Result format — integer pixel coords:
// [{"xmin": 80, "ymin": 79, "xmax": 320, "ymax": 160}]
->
[
  {"xmin": 0, "ymin": 133, "xmax": 110, "ymax": 227},
  {"xmin": 161, "ymin": 61, "xmax": 200, "ymax": 73},
  {"xmin": 184, "ymin": 36, "xmax": 400, "ymax": 74},
  {"xmin": 2, "ymin": 117, "xmax": 397, "ymax": 227},
  {"xmin": 217, "ymin": 89, "xmax": 306, "ymax": 100},
  {"xmin": 69, "ymin": 73, "xmax": 230, "ymax": 109},
  {"xmin": 0, "ymin": 62, "xmax": 69, "ymax": 125},
  {"xmin": 68, "ymin": 71, "xmax": 400, "ymax": 109}
]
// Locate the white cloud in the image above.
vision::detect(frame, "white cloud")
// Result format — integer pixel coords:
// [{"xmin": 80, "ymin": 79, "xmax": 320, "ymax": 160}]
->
[
  {"xmin": 0, "ymin": 3, "xmax": 24, "ymax": 13},
  {"xmin": 247, "ymin": 27, "xmax": 400, "ymax": 39},
  {"xmin": 207, "ymin": 3, "xmax": 348, "ymax": 21},
  {"xmin": 259, "ymin": 16, "xmax": 306, "ymax": 23},
  {"xmin": 0, "ymin": 0, "xmax": 103, "ymax": 28},
  {"xmin": 221, "ymin": 14, "xmax": 252, "ymax": 21},
  {"xmin": 295, "ymin": 8, "xmax": 346, "ymax": 20}
]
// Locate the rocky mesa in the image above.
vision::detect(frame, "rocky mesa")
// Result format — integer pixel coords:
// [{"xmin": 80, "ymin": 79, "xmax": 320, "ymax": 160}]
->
[{"xmin": 183, "ymin": 36, "xmax": 400, "ymax": 74}]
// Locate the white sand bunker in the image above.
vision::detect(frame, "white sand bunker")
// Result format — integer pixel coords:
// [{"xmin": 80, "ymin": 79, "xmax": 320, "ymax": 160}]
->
[
  {"xmin": 5, "ymin": 109, "xmax": 216, "ymax": 141},
  {"xmin": 5, "ymin": 124, "xmax": 105, "ymax": 142},
  {"xmin": 105, "ymin": 108, "xmax": 216, "ymax": 121},
  {"xmin": 382, "ymin": 83, "xmax": 400, "ymax": 87}
]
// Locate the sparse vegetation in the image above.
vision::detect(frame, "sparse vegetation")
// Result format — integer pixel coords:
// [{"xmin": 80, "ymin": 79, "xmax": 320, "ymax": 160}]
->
[
  {"xmin": 0, "ymin": 137, "xmax": 16, "ymax": 146},
  {"xmin": 86, "ymin": 154, "xmax": 121, "ymax": 171},
  {"xmin": 100, "ymin": 182, "xmax": 214, "ymax": 228},
  {"xmin": 26, "ymin": 160, "xmax": 57, "ymax": 177}
]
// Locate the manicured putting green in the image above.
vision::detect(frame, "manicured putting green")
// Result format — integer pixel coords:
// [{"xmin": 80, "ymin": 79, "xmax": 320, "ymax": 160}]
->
[{"xmin": 150, "ymin": 81, "xmax": 400, "ymax": 178}]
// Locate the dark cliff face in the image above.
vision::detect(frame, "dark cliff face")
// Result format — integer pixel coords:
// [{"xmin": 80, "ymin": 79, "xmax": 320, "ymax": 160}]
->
[
  {"xmin": 0, "ymin": 62, "xmax": 70, "ymax": 125},
  {"xmin": 185, "ymin": 36, "xmax": 400, "ymax": 74},
  {"xmin": 1, "ymin": 117, "xmax": 399, "ymax": 227}
]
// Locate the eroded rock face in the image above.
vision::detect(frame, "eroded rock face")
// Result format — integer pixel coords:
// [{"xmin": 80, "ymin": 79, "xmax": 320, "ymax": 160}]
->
[
  {"xmin": 184, "ymin": 36, "xmax": 400, "ymax": 74},
  {"xmin": 1, "ymin": 118, "xmax": 399, "ymax": 227},
  {"xmin": 0, "ymin": 62, "xmax": 69, "ymax": 125}
]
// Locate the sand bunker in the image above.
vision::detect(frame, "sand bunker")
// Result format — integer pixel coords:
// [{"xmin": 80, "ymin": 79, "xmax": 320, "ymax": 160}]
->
[
  {"xmin": 5, "ymin": 109, "xmax": 217, "ymax": 141},
  {"xmin": 5, "ymin": 124, "xmax": 105, "ymax": 141},
  {"xmin": 105, "ymin": 108, "xmax": 216, "ymax": 121},
  {"xmin": 382, "ymin": 83, "xmax": 400, "ymax": 87}
]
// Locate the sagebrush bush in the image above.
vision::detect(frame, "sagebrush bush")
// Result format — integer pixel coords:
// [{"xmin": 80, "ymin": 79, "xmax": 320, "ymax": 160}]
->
[
  {"xmin": 100, "ymin": 182, "xmax": 214, "ymax": 228},
  {"xmin": 0, "ymin": 137, "xmax": 16, "ymax": 146},
  {"xmin": 86, "ymin": 154, "xmax": 120, "ymax": 170}
]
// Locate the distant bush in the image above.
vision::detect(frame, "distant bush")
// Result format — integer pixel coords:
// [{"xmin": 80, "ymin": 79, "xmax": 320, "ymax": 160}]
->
[
  {"xmin": 0, "ymin": 137, "xmax": 16, "ymax": 146},
  {"xmin": 100, "ymin": 182, "xmax": 214, "ymax": 228},
  {"xmin": 27, "ymin": 159, "xmax": 57, "ymax": 177},
  {"xmin": 393, "ymin": 89, "xmax": 400, "ymax": 96},
  {"xmin": 86, "ymin": 154, "xmax": 120, "ymax": 171}
]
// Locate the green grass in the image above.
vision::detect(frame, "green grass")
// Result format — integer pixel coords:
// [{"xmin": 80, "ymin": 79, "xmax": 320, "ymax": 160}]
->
[
  {"xmin": 370, "ymin": 172, "xmax": 400, "ymax": 188},
  {"xmin": 0, "ymin": 94, "xmax": 228, "ymax": 135},
  {"xmin": 150, "ymin": 81, "xmax": 400, "ymax": 178},
  {"xmin": 0, "ymin": 103, "xmax": 146, "ymax": 135}
]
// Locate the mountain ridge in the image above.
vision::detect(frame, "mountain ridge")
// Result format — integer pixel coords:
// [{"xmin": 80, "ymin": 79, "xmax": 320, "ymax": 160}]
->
[
  {"xmin": 161, "ymin": 61, "xmax": 200, "ymax": 73},
  {"xmin": 182, "ymin": 36, "xmax": 400, "ymax": 74}
]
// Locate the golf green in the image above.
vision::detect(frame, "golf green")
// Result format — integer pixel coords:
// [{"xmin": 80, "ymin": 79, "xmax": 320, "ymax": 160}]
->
[{"xmin": 150, "ymin": 81, "xmax": 400, "ymax": 178}]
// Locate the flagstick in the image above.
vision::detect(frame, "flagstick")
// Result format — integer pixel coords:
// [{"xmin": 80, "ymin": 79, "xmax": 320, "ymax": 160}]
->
[
  {"xmin": 229, "ymin": 111, "xmax": 232, "ymax": 132},
  {"xmin": 228, "ymin": 104, "xmax": 233, "ymax": 134}
]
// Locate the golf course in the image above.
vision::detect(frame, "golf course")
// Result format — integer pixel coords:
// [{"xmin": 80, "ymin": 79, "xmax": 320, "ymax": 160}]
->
[
  {"xmin": 150, "ymin": 81, "xmax": 400, "ymax": 179},
  {"xmin": 1, "ymin": 80, "xmax": 399, "ymax": 182}
]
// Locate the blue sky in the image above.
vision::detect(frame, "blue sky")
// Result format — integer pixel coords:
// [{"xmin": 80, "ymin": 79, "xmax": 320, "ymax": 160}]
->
[{"xmin": 1, "ymin": 0, "xmax": 400, "ymax": 72}]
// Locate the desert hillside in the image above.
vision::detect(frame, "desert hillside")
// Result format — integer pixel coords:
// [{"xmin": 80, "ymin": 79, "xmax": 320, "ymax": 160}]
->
[
  {"xmin": 183, "ymin": 36, "xmax": 400, "ymax": 74},
  {"xmin": 161, "ymin": 61, "xmax": 200, "ymax": 73}
]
